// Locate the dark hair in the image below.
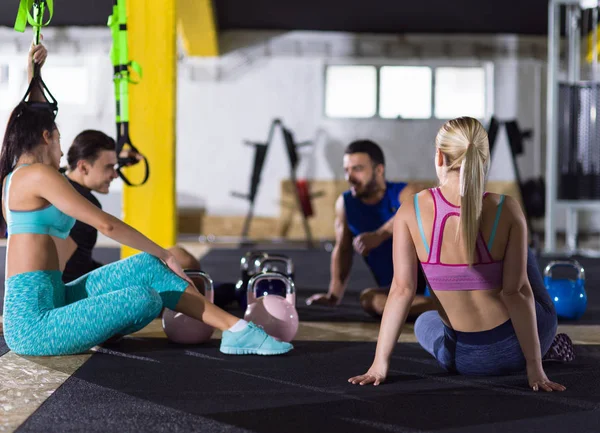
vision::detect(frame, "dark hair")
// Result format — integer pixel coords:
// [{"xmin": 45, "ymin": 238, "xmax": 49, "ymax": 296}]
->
[
  {"xmin": 0, "ymin": 102, "xmax": 57, "ymax": 229},
  {"xmin": 344, "ymin": 139, "xmax": 385, "ymax": 166},
  {"xmin": 66, "ymin": 130, "xmax": 116, "ymax": 171}
]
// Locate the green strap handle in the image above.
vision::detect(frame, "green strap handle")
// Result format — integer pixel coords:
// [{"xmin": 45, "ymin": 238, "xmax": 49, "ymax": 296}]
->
[
  {"xmin": 108, "ymin": 0, "xmax": 149, "ymax": 187},
  {"xmin": 14, "ymin": 0, "xmax": 54, "ymax": 35},
  {"xmin": 128, "ymin": 60, "xmax": 143, "ymax": 83},
  {"xmin": 15, "ymin": 0, "xmax": 54, "ymax": 74},
  {"xmin": 14, "ymin": 0, "xmax": 58, "ymax": 116}
]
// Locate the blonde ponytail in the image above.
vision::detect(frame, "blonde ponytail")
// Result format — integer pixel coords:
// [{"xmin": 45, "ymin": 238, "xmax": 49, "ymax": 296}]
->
[
  {"xmin": 435, "ymin": 117, "xmax": 489, "ymax": 265},
  {"xmin": 459, "ymin": 142, "xmax": 486, "ymax": 265}
]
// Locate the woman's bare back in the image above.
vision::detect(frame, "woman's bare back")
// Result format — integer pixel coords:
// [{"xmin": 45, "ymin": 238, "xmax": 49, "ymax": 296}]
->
[
  {"xmin": 2, "ymin": 165, "xmax": 75, "ymax": 278},
  {"xmin": 408, "ymin": 189, "xmax": 516, "ymax": 332}
]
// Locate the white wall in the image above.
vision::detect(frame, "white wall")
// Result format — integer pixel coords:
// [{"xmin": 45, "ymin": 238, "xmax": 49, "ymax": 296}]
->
[{"xmin": 2, "ymin": 27, "xmax": 594, "ymax": 233}]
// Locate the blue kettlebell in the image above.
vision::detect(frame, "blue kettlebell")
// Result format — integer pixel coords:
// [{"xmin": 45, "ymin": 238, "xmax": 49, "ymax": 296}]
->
[{"xmin": 543, "ymin": 260, "xmax": 587, "ymax": 320}]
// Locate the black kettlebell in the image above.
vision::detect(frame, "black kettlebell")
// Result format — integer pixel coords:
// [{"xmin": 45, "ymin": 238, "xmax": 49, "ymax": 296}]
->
[
  {"xmin": 235, "ymin": 251, "xmax": 269, "ymax": 310},
  {"xmin": 254, "ymin": 254, "xmax": 295, "ymax": 281}
]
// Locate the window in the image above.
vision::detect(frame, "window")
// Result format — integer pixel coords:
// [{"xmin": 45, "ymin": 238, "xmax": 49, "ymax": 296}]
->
[
  {"xmin": 379, "ymin": 66, "xmax": 432, "ymax": 119},
  {"xmin": 325, "ymin": 65, "xmax": 377, "ymax": 118},
  {"xmin": 324, "ymin": 64, "xmax": 489, "ymax": 120},
  {"xmin": 434, "ymin": 67, "xmax": 486, "ymax": 119}
]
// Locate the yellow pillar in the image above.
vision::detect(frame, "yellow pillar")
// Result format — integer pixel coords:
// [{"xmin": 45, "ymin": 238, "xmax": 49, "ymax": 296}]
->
[
  {"xmin": 587, "ymin": 30, "xmax": 600, "ymax": 64},
  {"xmin": 177, "ymin": 0, "xmax": 219, "ymax": 56},
  {"xmin": 121, "ymin": 0, "xmax": 177, "ymax": 258}
]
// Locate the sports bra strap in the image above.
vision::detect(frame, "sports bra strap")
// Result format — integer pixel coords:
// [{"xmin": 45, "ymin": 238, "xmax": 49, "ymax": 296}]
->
[
  {"xmin": 414, "ymin": 194, "xmax": 430, "ymax": 255},
  {"xmin": 4, "ymin": 165, "xmax": 30, "ymax": 213},
  {"xmin": 487, "ymin": 195, "xmax": 505, "ymax": 251}
]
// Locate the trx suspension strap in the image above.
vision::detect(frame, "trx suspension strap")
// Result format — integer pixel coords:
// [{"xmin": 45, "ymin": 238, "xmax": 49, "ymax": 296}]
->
[
  {"xmin": 14, "ymin": 0, "xmax": 58, "ymax": 117},
  {"xmin": 108, "ymin": 0, "xmax": 150, "ymax": 186}
]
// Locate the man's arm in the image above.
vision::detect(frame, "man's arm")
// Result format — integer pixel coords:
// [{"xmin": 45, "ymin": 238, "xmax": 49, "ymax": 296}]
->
[
  {"xmin": 306, "ymin": 195, "xmax": 353, "ymax": 306},
  {"xmin": 328, "ymin": 195, "xmax": 354, "ymax": 302},
  {"xmin": 354, "ymin": 182, "xmax": 424, "ymax": 256}
]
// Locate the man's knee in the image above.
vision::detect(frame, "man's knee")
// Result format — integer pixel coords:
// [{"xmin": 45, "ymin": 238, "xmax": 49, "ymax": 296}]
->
[
  {"xmin": 360, "ymin": 288, "xmax": 388, "ymax": 316},
  {"xmin": 167, "ymin": 246, "xmax": 201, "ymax": 270}
]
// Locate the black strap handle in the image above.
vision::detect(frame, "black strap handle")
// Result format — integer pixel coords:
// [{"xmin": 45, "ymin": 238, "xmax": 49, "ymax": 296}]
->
[{"xmin": 115, "ymin": 121, "xmax": 150, "ymax": 187}]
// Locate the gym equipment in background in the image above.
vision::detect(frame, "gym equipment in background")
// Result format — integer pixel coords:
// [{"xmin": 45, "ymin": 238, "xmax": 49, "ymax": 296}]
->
[
  {"xmin": 235, "ymin": 251, "xmax": 270, "ymax": 310},
  {"xmin": 13, "ymin": 0, "xmax": 59, "ymax": 117},
  {"xmin": 557, "ymin": 82, "xmax": 600, "ymax": 200},
  {"xmin": 108, "ymin": 0, "xmax": 150, "ymax": 186},
  {"xmin": 255, "ymin": 254, "xmax": 295, "ymax": 281},
  {"xmin": 487, "ymin": 117, "xmax": 544, "ymax": 252},
  {"xmin": 546, "ymin": 0, "xmax": 600, "ymax": 255},
  {"xmin": 244, "ymin": 271, "xmax": 299, "ymax": 342},
  {"xmin": 162, "ymin": 271, "xmax": 215, "ymax": 344},
  {"xmin": 235, "ymin": 253, "xmax": 295, "ymax": 311},
  {"xmin": 544, "ymin": 260, "xmax": 588, "ymax": 320},
  {"xmin": 232, "ymin": 118, "xmax": 320, "ymax": 248}
]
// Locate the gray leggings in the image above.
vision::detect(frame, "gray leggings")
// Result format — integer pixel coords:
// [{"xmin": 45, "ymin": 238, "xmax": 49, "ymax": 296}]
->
[{"xmin": 414, "ymin": 249, "xmax": 557, "ymax": 376}]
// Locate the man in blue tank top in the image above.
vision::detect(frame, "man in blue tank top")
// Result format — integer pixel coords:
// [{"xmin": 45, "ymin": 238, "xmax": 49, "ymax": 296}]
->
[{"xmin": 306, "ymin": 140, "xmax": 435, "ymax": 317}]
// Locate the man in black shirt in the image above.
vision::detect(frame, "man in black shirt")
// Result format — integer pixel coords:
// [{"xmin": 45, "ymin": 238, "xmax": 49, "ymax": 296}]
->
[
  {"xmin": 63, "ymin": 170, "xmax": 106, "ymax": 282},
  {"xmin": 62, "ymin": 130, "xmax": 201, "ymax": 283}
]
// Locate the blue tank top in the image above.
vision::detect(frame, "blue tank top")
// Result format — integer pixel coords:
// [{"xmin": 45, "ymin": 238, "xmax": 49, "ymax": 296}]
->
[
  {"xmin": 3, "ymin": 165, "xmax": 76, "ymax": 240},
  {"xmin": 343, "ymin": 181, "xmax": 406, "ymax": 286}
]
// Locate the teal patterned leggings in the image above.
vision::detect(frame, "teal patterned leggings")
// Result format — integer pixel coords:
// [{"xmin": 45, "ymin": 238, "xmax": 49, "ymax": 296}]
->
[{"xmin": 3, "ymin": 253, "xmax": 189, "ymax": 356}]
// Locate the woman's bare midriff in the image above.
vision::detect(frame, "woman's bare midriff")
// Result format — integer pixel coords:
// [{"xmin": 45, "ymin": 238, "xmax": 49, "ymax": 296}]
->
[
  {"xmin": 433, "ymin": 288, "xmax": 511, "ymax": 332},
  {"xmin": 5, "ymin": 234, "xmax": 65, "ymax": 278}
]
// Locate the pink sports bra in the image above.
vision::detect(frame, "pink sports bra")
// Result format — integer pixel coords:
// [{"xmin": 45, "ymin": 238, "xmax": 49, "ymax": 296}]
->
[{"xmin": 414, "ymin": 188, "xmax": 505, "ymax": 291}]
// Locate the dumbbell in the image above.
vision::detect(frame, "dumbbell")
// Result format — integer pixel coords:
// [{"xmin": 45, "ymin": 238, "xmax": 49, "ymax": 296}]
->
[
  {"xmin": 544, "ymin": 260, "xmax": 588, "ymax": 320},
  {"xmin": 244, "ymin": 271, "xmax": 299, "ymax": 342},
  {"xmin": 235, "ymin": 251, "xmax": 269, "ymax": 310}
]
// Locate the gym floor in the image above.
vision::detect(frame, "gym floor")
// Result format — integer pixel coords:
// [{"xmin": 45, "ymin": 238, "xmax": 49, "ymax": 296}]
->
[{"xmin": 1, "ymin": 243, "xmax": 600, "ymax": 433}]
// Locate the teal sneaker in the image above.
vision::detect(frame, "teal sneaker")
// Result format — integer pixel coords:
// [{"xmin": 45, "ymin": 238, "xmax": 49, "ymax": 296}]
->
[{"xmin": 220, "ymin": 322, "xmax": 294, "ymax": 355}]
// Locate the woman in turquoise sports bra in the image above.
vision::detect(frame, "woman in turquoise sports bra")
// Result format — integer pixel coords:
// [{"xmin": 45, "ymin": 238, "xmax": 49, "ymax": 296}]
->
[
  {"xmin": 350, "ymin": 117, "xmax": 570, "ymax": 392},
  {"xmin": 1, "ymin": 100, "xmax": 292, "ymax": 357}
]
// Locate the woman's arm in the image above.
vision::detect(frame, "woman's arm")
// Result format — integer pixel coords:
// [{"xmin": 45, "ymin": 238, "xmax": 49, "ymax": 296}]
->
[
  {"xmin": 33, "ymin": 165, "xmax": 170, "ymax": 261},
  {"xmin": 500, "ymin": 197, "xmax": 542, "ymax": 363},
  {"xmin": 27, "ymin": 41, "xmax": 47, "ymax": 103},
  {"xmin": 500, "ymin": 196, "xmax": 565, "ymax": 392},
  {"xmin": 349, "ymin": 201, "xmax": 419, "ymax": 386}
]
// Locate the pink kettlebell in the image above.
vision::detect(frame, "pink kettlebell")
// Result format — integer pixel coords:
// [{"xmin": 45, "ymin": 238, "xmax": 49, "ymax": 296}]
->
[
  {"xmin": 162, "ymin": 270, "xmax": 214, "ymax": 344},
  {"xmin": 244, "ymin": 271, "xmax": 299, "ymax": 342}
]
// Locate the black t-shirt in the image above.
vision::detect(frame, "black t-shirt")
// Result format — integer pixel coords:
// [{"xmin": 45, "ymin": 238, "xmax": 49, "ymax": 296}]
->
[{"xmin": 62, "ymin": 178, "xmax": 104, "ymax": 283}]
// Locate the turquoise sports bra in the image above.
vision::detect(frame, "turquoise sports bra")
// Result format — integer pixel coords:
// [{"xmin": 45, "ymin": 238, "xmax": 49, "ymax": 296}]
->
[{"xmin": 3, "ymin": 165, "xmax": 75, "ymax": 240}]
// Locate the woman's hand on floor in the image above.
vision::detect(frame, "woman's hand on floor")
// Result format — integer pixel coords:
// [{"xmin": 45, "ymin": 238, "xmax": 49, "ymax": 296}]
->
[
  {"xmin": 527, "ymin": 364, "xmax": 566, "ymax": 392},
  {"xmin": 348, "ymin": 364, "xmax": 388, "ymax": 386}
]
